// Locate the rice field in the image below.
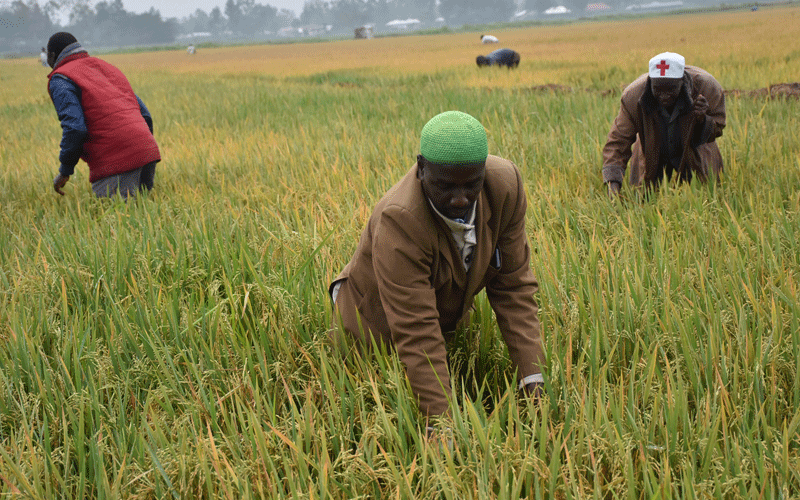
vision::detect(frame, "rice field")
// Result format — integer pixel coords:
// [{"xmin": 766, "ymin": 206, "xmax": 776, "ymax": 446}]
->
[{"xmin": 1, "ymin": 4, "xmax": 799, "ymax": 498}]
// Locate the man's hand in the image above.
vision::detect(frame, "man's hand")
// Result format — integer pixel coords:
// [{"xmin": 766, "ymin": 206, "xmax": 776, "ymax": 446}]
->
[
  {"xmin": 53, "ymin": 173, "xmax": 70, "ymax": 196},
  {"xmin": 607, "ymin": 181, "xmax": 621, "ymax": 199},
  {"xmin": 426, "ymin": 426, "xmax": 454, "ymax": 453},
  {"xmin": 693, "ymin": 93, "xmax": 709, "ymax": 123},
  {"xmin": 523, "ymin": 381, "xmax": 545, "ymax": 405}
]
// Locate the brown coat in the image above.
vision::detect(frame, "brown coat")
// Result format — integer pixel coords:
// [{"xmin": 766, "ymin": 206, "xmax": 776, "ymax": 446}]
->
[
  {"xmin": 331, "ymin": 155, "xmax": 545, "ymax": 417},
  {"xmin": 602, "ymin": 65, "xmax": 726, "ymax": 188}
]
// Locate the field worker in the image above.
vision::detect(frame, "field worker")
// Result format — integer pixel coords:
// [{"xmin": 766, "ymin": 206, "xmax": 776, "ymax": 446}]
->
[
  {"xmin": 187, "ymin": 45, "xmax": 196, "ymax": 55},
  {"xmin": 602, "ymin": 52, "xmax": 725, "ymax": 197},
  {"xmin": 40, "ymin": 47, "xmax": 48, "ymax": 66},
  {"xmin": 46, "ymin": 32, "xmax": 161, "ymax": 199},
  {"xmin": 329, "ymin": 111, "xmax": 546, "ymax": 419},
  {"xmin": 476, "ymin": 48, "xmax": 520, "ymax": 69},
  {"xmin": 480, "ymin": 34, "xmax": 499, "ymax": 43}
]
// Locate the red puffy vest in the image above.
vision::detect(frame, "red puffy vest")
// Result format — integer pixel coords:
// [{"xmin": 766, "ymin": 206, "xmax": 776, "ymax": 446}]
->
[{"xmin": 48, "ymin": 54, "xmax": 161, "ymax": 183}]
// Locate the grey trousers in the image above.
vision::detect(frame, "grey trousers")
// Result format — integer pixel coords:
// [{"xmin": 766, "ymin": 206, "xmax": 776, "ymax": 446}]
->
[{"xmin": 91, "ymin": 161, "xmax": 157, "ymax": 198}]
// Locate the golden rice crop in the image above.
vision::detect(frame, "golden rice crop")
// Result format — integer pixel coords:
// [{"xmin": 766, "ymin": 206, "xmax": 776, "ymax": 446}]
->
[{"xmin": 1, "ymin": 4, "xmax": 799, "ymax": 498}]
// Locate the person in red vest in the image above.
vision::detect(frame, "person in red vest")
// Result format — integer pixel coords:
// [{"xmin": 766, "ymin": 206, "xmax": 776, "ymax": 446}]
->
[{"xmin": 46, "ymin": 32, "xmax": 161, "ymax": 198}]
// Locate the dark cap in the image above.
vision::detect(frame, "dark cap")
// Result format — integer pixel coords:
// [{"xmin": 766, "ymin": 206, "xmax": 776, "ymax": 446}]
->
[{"xmin": 47, "ymin": 32, "xmax": 78, "ymax": 58}]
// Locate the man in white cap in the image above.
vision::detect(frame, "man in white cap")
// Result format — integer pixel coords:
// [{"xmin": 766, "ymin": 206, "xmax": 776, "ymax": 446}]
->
[{"xmin": 602, "ymin": 52, "xmax": 725, "ymax": 196}]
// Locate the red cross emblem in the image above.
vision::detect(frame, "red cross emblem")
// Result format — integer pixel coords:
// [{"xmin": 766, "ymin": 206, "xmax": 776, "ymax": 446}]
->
[{"xmin": 656, "ymin": 60, "xmax": 670, "ymax": 76}]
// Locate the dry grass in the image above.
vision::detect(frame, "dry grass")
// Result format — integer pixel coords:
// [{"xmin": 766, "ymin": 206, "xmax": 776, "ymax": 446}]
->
[
  {"xmin": 92, "ymin": 6, "xmax": 800, "ymax": 89},
  {"xmin": 1, "ymin": 5, "xmax": 799, "ymax": 498}
]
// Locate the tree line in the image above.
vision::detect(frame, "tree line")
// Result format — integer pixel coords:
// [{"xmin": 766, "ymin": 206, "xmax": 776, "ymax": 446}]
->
[
  {"xmin": 4, "ymin": 0, "xmax": 667, "ymax": 55},
  {"xmin": 297, "ymin": 0, "xmax": 504, "ymax": 29},
  {"xmin": 184, "ymin": 0, "xmax": 518, "ymax": 37},
  {"xmin": 1, "ymin": 0, "xmax": 176, "ymax": 53}
]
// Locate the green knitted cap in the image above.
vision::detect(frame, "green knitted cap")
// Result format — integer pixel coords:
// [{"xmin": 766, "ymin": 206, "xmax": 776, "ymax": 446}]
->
[{"xmin": 420, "ymin": 111, "xmax": 488, "ymax": 165}]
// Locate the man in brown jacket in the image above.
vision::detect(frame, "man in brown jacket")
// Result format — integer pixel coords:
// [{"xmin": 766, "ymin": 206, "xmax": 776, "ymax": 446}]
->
[
  {"xmin": 602, "ymin": 52, "xmax": 725, "ymax": 196},
  {"xmin": 330, "ymin": 111, "xmax": 546, "ymax": 418}
]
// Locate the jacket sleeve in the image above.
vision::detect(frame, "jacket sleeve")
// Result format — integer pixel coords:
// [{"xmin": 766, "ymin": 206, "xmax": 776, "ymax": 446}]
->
[
  {"xmin": 372, "ymin": 206, "xmax": 452, "ymax": 417},
  {"xmin": 485, "ymin": 166, "xmax": 545, "ymax": 381},
  {"xmin": 691, "ymin": 74, "xmax": 725, "ymax": 148},
  {"xmin": 602, "ymin": 95, "xmax": 638, "ymax": 185},
  {"xmin": 136, "ymin": 94, "xmax": 154, "ymax": 134},
  {"xmin": 49, "ymin": 75, "xmax": 87, "ymax": 177}
]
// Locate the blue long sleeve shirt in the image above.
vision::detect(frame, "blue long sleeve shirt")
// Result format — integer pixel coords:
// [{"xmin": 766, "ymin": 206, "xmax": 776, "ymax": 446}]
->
[
  {"xmin": 49, "ymin": 75, "xmax": 153, "ymax": 177},
  {"xmin": 486, "ymin": 48, "xmax": 518, "ymax": 66}
]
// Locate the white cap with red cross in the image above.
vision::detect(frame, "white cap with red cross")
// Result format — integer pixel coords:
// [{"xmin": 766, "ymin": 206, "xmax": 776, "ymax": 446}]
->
[{"xmin": 648, "ymin": 52, "xmax": 685, "ymax": 79}]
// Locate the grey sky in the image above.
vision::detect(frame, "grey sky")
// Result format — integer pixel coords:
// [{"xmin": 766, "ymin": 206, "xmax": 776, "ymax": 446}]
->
[{"xmin": 120, "ymin": 0, "xmax": 306, "ymax": 19}]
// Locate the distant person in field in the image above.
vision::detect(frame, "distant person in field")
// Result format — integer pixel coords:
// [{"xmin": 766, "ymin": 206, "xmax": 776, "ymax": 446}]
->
[
  {"xmin": 187, "ymin": 45, "xmax": 196, "ymax": 55},
  {"xmin": 46, "ymin": 32, "xmax": 161, "ymax": 199},
  {"xmin": 602, "ymin": 52, "xmax": 725, "ymax": 197},
  {"xmin": 40, "ymin": 47, "xmax": 48, "ymax": 66},
  {"xmin": 476, "ymin": 48, "xmax": 520, "ymax": 69},
  {"xmin": 480, "ymin": 34, "xmax": 499, "ymax": 43},
  {"xmin": 330, "ymin": 111, "xmax": 546, "ymax": 421}
]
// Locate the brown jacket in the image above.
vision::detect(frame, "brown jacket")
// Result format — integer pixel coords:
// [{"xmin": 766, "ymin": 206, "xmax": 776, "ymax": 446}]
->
[
  {"xmin": 331, "ymin": 155, "xmax": 545, "ymax": 416},
  {"xmin": 602, "ymin": 65, "xmax": 725, "ymax": 187}
]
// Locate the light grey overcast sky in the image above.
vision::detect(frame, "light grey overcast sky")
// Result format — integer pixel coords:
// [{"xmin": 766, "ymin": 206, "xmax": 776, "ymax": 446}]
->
[{"xmin": 119, "ymin": 0, "xmax": 306, "ymax": 19}]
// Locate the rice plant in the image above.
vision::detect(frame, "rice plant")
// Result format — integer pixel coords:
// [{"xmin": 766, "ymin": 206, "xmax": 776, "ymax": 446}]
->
[{"xmin": 1, "ymin": 5, "xmax": 799, "ymax": 498}]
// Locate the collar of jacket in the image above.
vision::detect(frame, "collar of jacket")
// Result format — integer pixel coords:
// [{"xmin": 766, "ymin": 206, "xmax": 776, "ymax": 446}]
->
[
  {"xmin": 417, "ymin": 175, "xmax": 488, "ymax": 281},
  {"xmin": 49, "ymin": 43, "xmax": 89, "ymax": 74},
  {"xmin": 639, "ymin": 72, "xmax": 694, "ymax": 115}
]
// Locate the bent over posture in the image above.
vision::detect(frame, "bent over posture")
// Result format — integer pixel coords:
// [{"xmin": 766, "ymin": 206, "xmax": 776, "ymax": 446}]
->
[
  {"xmin": 602, "ymin": 52, "xmax": 725, "ymax": 196},
  {"xmin": 46, "ymin": 32, "xmax": 161, "ymax": 198},
  {"xmin": 330, "ymin": 111, "xmax": 546, "ymax": 418},
  {"xmin": 476, "ymin": 48, "xmax": 520, "ymax": 69}
]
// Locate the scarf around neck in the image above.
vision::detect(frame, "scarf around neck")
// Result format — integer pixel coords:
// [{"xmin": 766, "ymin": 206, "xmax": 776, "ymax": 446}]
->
[{"xmin": 53, "ymin": 42, "xmax": 88, "ymax": 69}]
